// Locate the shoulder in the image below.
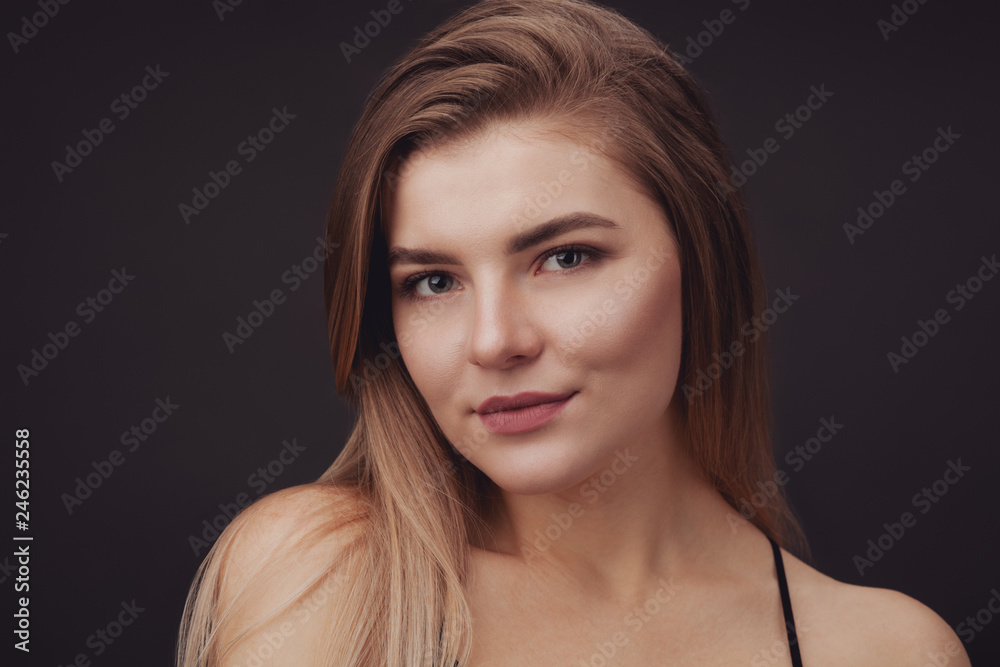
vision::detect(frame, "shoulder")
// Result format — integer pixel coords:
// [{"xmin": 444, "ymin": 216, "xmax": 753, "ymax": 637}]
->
[
  {"xmin": 222, "ymin": 481, "xmax": 368, "ymax": 549},
  {"xmin": 217, "ymin": 482, "xmax": 368, "ymax": 581},
  {"xmin": 200, "ymin": 482, "xmax": 370, "ymax": 665},
  {"xmin": 777, "ymin": 547, "xmax": 970, "ymax": 667}
]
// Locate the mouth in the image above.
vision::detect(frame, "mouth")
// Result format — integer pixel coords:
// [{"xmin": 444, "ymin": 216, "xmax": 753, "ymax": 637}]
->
[
  {"xmin": 477, "ymin": 391, "xmax": 576, "ymax": 414},
  {"xmin": 476, "ymin": 391, "xmax": 578, "ymax": 435}
]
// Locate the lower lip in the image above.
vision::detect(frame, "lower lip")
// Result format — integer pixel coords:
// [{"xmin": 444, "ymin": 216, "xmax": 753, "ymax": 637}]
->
[{"xmin": 477, "ymin": 393, "xmax": 576, "ymax": 434}]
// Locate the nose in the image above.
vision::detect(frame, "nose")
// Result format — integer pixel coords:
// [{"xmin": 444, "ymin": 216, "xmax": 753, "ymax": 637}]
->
[{"xmin": 466, "ymin": 278, "xmax": 543, "ymax": 369}]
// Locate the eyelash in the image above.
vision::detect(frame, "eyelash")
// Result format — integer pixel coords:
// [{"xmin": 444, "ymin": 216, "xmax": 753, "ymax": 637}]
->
[{"xmin": 396, "ymin": 243, "xmax": 603, "ymax": 302}]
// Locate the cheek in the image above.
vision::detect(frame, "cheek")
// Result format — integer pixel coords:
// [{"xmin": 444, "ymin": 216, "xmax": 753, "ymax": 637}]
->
[
  {"xmin": 560, "ymin": 247, "xmax": 683, "ymax": 410},
  {"xmin": 394, "ymin": 303, "xmax": 466, "ymax": 413}
]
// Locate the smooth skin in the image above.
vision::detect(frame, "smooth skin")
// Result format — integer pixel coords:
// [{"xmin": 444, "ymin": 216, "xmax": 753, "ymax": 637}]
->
[
  {"xmin": 383, "ymin": 120, "xmax": 971, "ymax": 666},
  {"xmin": 214, "ymin": 121, "xmax": 971, "ymax": 665}
]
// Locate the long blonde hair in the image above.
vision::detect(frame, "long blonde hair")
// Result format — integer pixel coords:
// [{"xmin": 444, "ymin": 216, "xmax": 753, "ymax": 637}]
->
[{"xmin": 177, "ymin": 0, "xmax": 810, "ymax": 664}]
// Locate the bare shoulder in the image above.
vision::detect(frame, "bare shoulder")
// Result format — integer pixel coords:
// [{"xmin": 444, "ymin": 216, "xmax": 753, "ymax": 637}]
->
[
  {"xmin": 209, "ymin": 482, "xmax": 370, "ymax": 665},
  {"xmin": 218, "ymin": 482, "xmax": 368, "ymax": 582},
  {"xmin": 777, "ymin": 547, "xmax": 970, "ymax": 667}
]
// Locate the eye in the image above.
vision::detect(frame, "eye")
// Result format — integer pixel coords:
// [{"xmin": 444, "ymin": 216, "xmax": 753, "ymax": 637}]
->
[
  {"xmin": 396, "ymin": 243, "xmax": 603, "ymax": 302},
  {"xmin": 540, "ymin": 247, "xmax": 591, "ymax": 272},
  {"xmin": 401, "ymin": 273, "xmax": 455, "ymax": 298}
]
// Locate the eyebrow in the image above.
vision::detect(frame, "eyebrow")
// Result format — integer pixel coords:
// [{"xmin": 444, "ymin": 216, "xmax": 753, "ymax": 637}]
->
[{"xmin": 386, "ymin": 212, "xmax": 620, "ymax": 268}]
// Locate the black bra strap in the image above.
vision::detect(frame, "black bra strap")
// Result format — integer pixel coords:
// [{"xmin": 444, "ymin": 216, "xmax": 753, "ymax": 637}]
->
[{"xmin": 768, "ymin": 535, "xmax": 804, "ymax": 667}]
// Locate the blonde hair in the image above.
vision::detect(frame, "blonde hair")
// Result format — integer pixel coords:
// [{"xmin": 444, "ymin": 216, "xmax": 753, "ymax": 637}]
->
[{"xmin": 177, "ymin": 0, "xmax": 810, "ymax": 664}]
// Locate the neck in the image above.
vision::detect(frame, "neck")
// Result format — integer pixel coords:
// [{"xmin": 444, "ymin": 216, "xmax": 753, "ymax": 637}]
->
[{"xmin": 484, "ymin": 403, "xmax": 746, "ymax": 601}]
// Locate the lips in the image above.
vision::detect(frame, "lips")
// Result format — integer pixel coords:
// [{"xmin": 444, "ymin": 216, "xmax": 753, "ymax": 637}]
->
[
  {"xmin": 477, "ymin": 391, "xmax": 576, "ymax": 414},
  {"xmin": 476, "ymin": 391, "xmax": 577, "ymax": 435}
]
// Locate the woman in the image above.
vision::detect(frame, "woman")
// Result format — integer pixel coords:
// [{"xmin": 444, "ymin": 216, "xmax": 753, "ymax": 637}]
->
[{"xmin": 177, "ymin": 1, "xmax": 970, "ymax": 664}]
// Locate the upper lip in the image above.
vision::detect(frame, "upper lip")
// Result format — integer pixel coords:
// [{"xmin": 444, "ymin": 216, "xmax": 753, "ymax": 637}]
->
[{"xmin": 477, "ymin": 391, "xmax": 576, "ymax": 414}]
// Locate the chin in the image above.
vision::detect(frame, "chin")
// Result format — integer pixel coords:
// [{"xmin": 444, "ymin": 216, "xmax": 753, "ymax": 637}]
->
[{"xmin": 468, "ymin": 436, "xmax": 606, "ymax": 498}]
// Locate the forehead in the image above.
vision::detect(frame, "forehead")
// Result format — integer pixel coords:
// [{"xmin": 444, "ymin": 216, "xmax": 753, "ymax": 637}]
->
[{"xmin": 382, "ymin": 122, "xmax": 656, "ymax": 251}]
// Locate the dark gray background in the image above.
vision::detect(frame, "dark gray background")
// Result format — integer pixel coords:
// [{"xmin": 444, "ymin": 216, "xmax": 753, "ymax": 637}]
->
[{"xmin": 3, "ymin": 0, "xmax": 998, "ymax": 663}]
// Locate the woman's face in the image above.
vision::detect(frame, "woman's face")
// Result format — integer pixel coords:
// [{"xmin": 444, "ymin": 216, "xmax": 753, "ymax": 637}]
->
[{"xmin": 384, "ymin": 122, "xmax": 684, "ymax": 496}]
